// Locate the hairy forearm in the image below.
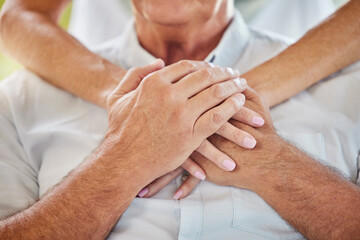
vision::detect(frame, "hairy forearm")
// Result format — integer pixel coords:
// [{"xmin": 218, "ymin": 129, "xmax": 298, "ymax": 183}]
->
[
  {"xmin": 0, "ymin": 139, "xmax": 143, "ymax": 239},
  {"xmin": 254, "ymin": 142, "xmax": 360, "ymax": 240},
  {"xmin": 206, "ymin": 122, "xmax": 360, "ymax": 239},
  {"xmin": 0, "ymin": 1, "xmax": 124, "ymax": 108},
  {"xmin": 243, "ymin": 0, "xmax": 360, "ymax": 107}
]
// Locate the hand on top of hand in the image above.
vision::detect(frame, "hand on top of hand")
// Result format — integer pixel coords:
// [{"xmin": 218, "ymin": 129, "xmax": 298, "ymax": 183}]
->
[
  {"xmin": 105, "ymin": 59, "xmax": 265, "ymax": 198},
  {"xmin": 190, "ymin": 87, "xmax": 285, "ymax": 193}
]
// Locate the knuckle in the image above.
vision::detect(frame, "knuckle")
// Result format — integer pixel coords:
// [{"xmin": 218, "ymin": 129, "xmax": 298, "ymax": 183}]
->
[
  {"xmin": 142, "ymin": 74, "xmax": 157, "ymax": 87},
  {"xmin": 179, "ymin": 60, "xmax": 196, "ymax": 71},
  {"xmin": 239, "ymin": 108, "xmax": 251, "ymax": 121},
  {"xmin": 233, "ymin": 130, "xmax": 244, "ymax": 142},
  {"xmin": 211, "ymin": 111, "xmax": 224, "ymax": 125},
  {"xmin": 230, "ymin": 95, "xmax": 244, "ymax": 111},
  {"xmin": 210, "ymin": 84, "xmax": 224, "ymax": 99},
  {"xmin": 200, "ymin": 68, "xmax": 214, "ymax": 83},
  {"xmin": 127, "ymin": 67, "xmax": 137, "ymax": 76}
]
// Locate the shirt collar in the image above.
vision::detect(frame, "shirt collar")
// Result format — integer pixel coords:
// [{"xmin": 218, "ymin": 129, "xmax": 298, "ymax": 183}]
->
[{"xmin": 115, "ymin": 10, "xmax": 250, "ymax": 69}]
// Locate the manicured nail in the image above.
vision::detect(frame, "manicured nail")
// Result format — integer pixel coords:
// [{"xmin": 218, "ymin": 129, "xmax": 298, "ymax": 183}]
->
[
  {"xmin": 194, "ymin": 171, "xmax": 206, "ymax": 180},
  {"xmin": 173, "ymin": 189, "xmax": 183, "ymax": 200},
  {"xmin": 243, "ymin": 137, "xmax": 257, "ymax": 149},
  {"xmin": 138, "ymin": 188, "xmax": 149, "ymax": 198},
  {"xmin": 222, "ymin": 159, "xmax": 236, "ymax": 171},
  {"xmin": 152, "ymin": 58, "xmax": 164, "ymax": 66},
  {"xmin": 234, "ymin": 69, "xmax": 240, "ymax": 75},
  {"xmin": 252, "ymin": 116, "xmax": 265, "ymax": 126}
]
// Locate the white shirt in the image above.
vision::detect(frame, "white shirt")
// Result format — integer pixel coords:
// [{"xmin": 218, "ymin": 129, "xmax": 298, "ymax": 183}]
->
[
  {"xmin": 1, "ymin": 11, "xmax": 359, "ymax": 240},
  {"xmin": 69, "ymin": 0, "xmax": 335, "ymax": 47}
]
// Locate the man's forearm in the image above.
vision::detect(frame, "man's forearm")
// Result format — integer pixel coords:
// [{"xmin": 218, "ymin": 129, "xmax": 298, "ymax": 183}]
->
[
  {"xmin": 243, "ymin": 0, "xmax": 360, "ymax": 107},
  {"xmin": 0, "ymin": 0, "xmax": 124, "ymax": 108},
  {"xmin": 0, "ymin": 139, "xmax": 144, "ymax": 239},
  {"xmin": 252, "ymin": 142, "xmax": 360, "ymax": 240}
]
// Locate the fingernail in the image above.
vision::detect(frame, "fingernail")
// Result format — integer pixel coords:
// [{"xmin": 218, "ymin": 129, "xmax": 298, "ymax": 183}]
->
[
  {"xmin": 138, "ymin": 188, "xmax": 149, "ymax": 198},
  {"xmin": 209, "ymin": 62, "xmax": 215, "ymax": 68},
  {"xmin": 152, "ymin": 59, "xmax": 164, "ymax": 66},
  {"xmin": 194, "ymin": 171, "xmax": 206, "ymax": 180},
  {"xmin": 222, "ymin": 159, "xmax": 236, "ymax": 171},
  {"xmin": 234, "ymin": 69, "xmax": 240, "ymax": 75},
  {"xmin": 243, "ymin": 137, "xmax": 257, "ymax": 149},
  {"xmin": 252, "ymin": 116, "xmax": 265, "ymax": 126},
  {"xmin": 173, "ymin": 189, "xmax": 183, "ymax": 200}
]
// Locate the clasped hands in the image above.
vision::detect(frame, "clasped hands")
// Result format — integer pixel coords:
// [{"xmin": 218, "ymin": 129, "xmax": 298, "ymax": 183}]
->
[{"xmin": 105, "ymin": 59, "xmax": 281, "ymax": 199}]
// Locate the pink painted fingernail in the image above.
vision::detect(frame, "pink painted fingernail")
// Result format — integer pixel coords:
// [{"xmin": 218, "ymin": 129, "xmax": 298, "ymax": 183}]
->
[
  {"xmin": 243, "ymin": 137, "xmax": 257, "ymax": 149},
  {"xmin": 138, "ymin": 188, "xmax": 149, "ymax": 198},
  {"xmin": 252, "ymin": 116, "xmax": 265, "ymax": 126},
  {"xmin": 194, "ymin": 171, "xmax": 206, "ymax": 180},
  {"xmin": 222, "ymin": 159, "xmax": 236, "ymax": 171},
  {"xmin": 173, "ymin": 189, "xmax": 183, "ymax": 200}
]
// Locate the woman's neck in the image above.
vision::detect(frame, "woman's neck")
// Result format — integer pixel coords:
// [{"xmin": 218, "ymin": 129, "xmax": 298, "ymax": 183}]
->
[{"xmin": 134, "ymin": 2, "xmax": 234, "ymax": 65}]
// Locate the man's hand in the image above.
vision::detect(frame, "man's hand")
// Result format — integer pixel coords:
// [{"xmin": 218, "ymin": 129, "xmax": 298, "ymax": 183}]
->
[
  {"xmin": 106, "ymin": 59, "xmax": 249, "ymax": 185},
  {"xmin": 191, "ymin": 88, "xmax": 360, "ymax": 240},
  {"xmin": 116, "ymin": 68, "xmax": 266, "ymax": 199},
  {"xmin": 190, "ymin": 87, "xmax": 281, "ymax": 191}
]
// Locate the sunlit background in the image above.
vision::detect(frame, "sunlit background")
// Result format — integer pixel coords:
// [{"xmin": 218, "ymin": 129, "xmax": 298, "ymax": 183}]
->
[
  {"xmin": 0, "ymin": 1, "xmax": 72, "ymax": 80},
  {"xmin": 0, "ymin": 0, "xmax": 349, "ymax": 81}
]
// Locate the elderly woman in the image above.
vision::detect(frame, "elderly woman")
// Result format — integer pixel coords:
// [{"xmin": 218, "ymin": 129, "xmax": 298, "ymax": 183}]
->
[{"xmin": 0, "ymin": 0, "xmax": 360, "ymax": 239}]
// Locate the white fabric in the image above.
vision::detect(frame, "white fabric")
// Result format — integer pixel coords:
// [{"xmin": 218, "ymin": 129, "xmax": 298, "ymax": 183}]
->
[
  {"xmin": 1, "ymin": 11, "xmax": 360, "ymax": 240},
  {"xmin": 69, "ymin": 0, "xmax": 335, "ymax": 47},
  {"xmin": 246, "ymin": 0, "xmax": 335, "ymax": 39}
]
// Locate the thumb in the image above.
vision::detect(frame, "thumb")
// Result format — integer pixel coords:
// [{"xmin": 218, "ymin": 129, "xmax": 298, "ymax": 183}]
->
[{"xmin": 117, "ymin": 59, "xmax": 165, "ymax": 94}]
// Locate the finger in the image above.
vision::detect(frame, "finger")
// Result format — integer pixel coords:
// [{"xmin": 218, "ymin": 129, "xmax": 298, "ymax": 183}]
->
[
  {"xmin": 232, "ymin": 107, "xmax": 265, "ymax": 127},
  {"xmin": 154, "ymin": 60, "xmax": 212, "ymax": 83},
  {"xmin": 189, "ymin": 78, "xmax": 247, "ymax": 119},
  {"xmin": 194, "ymin": 93, "xmax": 245, "ymax": 141},
  {"xmin": 181, "ymin": 158, "xmax": 206, "ymax": 180},
  {"xmin": 174, "ymin": 67, "xmax": 240, "ymax": 98},
  {"xmin": 137, "ymin": 167, "xmax": 183, "ymax": 198},
  {"xmin": 115, "ymin": 59, "xmax": 165, "ymax": 95},
  {"xmin": 173, "ymin": 175, "xmax": 201, "ymax": 200},
  {"xmin": 196, "ymin": 139, "xmax": 236, "ymax": 171},
  {"xmin": 216, "ymin": 122, "xmax": 257, "ymax": 149},
  {"xmin": 243, "ymin": 87, "xmax": 267, "ymax": 106}
]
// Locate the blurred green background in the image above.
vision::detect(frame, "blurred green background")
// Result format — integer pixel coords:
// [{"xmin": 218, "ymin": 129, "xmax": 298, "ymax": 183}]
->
[
  {"xmin": 0, "ymin": 0, "xmax": 349, "ymax": 81},
  {"xmin": 0, "ymin": 1, "xmax": 72, "ymax": 80}
]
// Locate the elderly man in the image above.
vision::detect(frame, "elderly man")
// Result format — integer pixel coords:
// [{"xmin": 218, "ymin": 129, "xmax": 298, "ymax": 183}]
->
[{"xmin": 0, "ymin": 0, "xmax": 359, "ymax": 239}]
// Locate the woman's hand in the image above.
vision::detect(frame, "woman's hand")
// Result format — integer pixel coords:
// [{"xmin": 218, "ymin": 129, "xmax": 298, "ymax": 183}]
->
[
  {"xmin": 138, "ymin": 102, "xmax": 266, "ymax": 200},
  {"xmin": 190, "ymin": 87, "xmax": 280, "ymax": 190},
  {"xmin": 120, "ymin": 62, "xmax": 265, "ymax": 199},
  {"xmin": 106, "ymin": 59, "xmax": 249, "ymax": 185}
]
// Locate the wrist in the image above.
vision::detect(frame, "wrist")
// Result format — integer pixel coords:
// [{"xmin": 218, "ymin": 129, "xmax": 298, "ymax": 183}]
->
[
  {"xmin": 100, "ymin": 63, "xmax": 127, "ymax": 110},
  {"xmin": 238, "ymin": 135, "xmax": 289, "ymax": 192},
  {"xmin": 251, "ymin": 138, "xmax": 308, "ymax": 196},
  {"xmin": 97, "ymin": 134, "xmax": 152, "ymax": 193}
]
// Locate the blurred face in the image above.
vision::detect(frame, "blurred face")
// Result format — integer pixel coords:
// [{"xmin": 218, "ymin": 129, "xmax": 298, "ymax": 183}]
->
[{"xmin": 131, "ymin": 0, "xmax": 227, "ymax": 26}]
